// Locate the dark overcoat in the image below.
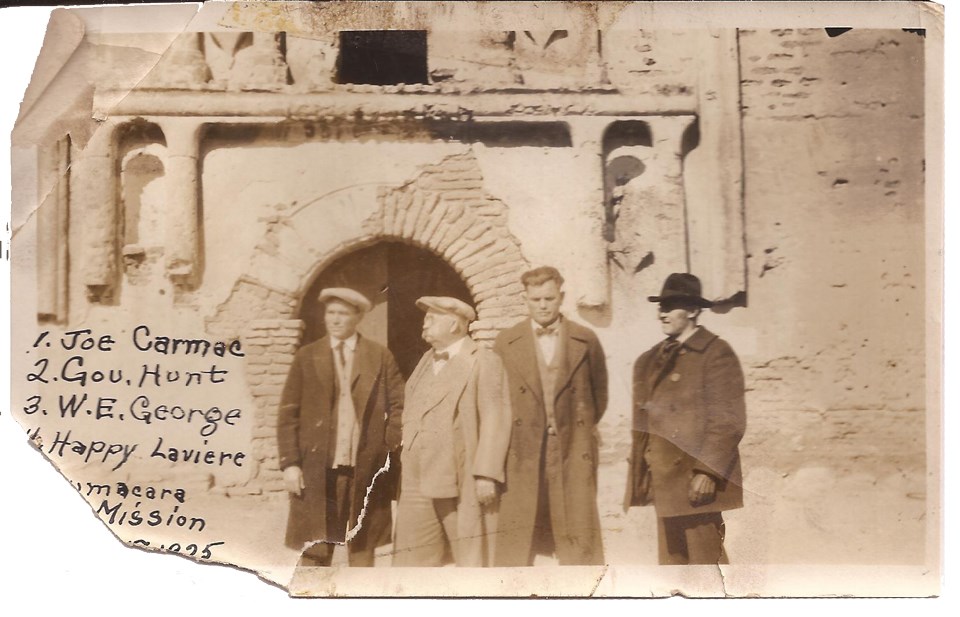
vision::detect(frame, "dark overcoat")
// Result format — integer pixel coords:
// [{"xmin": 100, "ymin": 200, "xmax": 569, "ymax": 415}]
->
[
  {"xmin": 493, "ymin": 318, "xmax": 608, "ymax": 566},
  {"xmin": 624, "ymin": 327, "xmax": 746, "ymax": 518},
  {"xmin": 276, "ymin": 335, "xmax": 404, "ymax": 552}
]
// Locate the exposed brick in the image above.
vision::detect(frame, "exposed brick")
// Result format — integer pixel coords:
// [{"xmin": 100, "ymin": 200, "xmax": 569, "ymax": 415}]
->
[
  {"xmin": 418, "ymin": 204, "xmax": 449, "ymax": 249},
  {"xmin": 466, "ymin": 261, "xmax": 523, "ymax": 290},
  {"xmin": 388, "ymin": 188, "xmax": 414, "ymax": 236},
  {"xmin": 251, "ymin": 384, "xmax": 283, "ymax": 396},
  {"xmin": 402, "ymin": 190, "xmax": 429, "ymax": 239},
  {"xmin": 437, "ymin": 189, "xmax": 482, "ymax": 201},
  {"xmin": 410, "ymin": 192, "xmax": 442, "ymax": 244},
  {"xmin": 447, "ymin": 234, "xmax": 498, "ymax": 266},
  {"xmin": 435, "ymin": 214, "xmax": 477, "ymax": 253},
  {"xmin": 268, "ymin": 343, "xmax": 297, "ymax": 354}
]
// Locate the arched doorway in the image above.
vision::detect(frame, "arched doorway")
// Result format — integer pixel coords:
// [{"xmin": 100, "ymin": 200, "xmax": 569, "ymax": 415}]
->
[{"xmin": 300, "ymin": 241, "xmax": 474, "ymax": 378}]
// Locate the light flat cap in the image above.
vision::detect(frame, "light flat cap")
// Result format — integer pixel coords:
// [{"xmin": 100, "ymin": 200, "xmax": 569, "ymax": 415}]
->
[
  {"xmin": 415, "ymin": 296, "xmax": 477, "ymax": 322},
  {"xmin": 318, "ymin": 287, "xmax": 372, "ymax": 313}
]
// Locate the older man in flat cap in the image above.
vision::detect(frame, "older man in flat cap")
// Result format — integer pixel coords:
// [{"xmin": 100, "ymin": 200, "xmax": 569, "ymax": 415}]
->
[
  {"xmin": 624, "ymin": 273, "xmax": 747, "ymax": 565},
  {"xmin": 277, "ymin": 287, "xmax": 404, "ymax": 567},
  {"xmin": 392, "ymin": 296, "xmax": 511, "ymax": 567}
]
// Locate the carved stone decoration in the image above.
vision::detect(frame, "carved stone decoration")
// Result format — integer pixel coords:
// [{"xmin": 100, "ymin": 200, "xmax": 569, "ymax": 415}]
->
[
  {"xmin": 509, "ymin": 28, "xmax": 603, "ymax": 88},
  {"xmin": 36, "ymin": 135, "xmax": 70, "ymax": 323},
  {"xmin": 228, "ymin": 32, "xmax": 290, "ymax": 91},
  {"xmin": 286, "ymin": 35, "xmax": 338, "ymax": 91},
  {"xmin": 154, "ymin": 118, "xmax": 205, "ymax": 289},
  {"xmin": 609, "ymin": 115, "xmax": 697, "ymax": 291},
  {"xmin": 685, "ymin": 28, "xmax": 747, "ymax": 302},
  {"xmin": 72, "ymin": 119, "xmax": 120, "ymax": 302},
  {"xmin": 566, "ymin": 117, "xmax": 615, "ymax": 309},
  {"xmin": 143, "ymin": 32, "xmax": 211, "ymax": 89}
]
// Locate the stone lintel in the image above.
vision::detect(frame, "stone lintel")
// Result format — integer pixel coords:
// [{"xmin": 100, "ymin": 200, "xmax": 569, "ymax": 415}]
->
[{"xmin": 96, "ymin": 90, "xmax": 696, "ymax": 120}]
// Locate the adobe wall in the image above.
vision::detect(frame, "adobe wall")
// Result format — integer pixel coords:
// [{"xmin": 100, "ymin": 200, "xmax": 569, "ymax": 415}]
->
[
  {"xmin": 732, "ymin": 28, "xmax": 926, "ymax": 476},
  {"xmin": 11, "ymin": 18, "xmax": 928, "ymax": 504}
]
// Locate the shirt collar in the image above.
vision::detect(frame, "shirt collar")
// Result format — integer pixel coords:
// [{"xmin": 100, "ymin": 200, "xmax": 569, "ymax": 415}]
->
[
  {"xmin": 531, "ymin": 315, "xmax": 563, "ymax": 336},
  {"xmin": 436, "ymin": 336, "xmax": 467, "ymax": 359},
  {"xmin": 330, "ymin": 332, "xmax": 359, "ymax": 351},
  {"xmin": 675, "ymin": 325, "xmax": 700, "ymax": 346}
]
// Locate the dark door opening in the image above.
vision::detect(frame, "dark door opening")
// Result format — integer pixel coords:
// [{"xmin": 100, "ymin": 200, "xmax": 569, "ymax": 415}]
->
[
  {"xmin": 336, "ymin": 31, "xmax": 429, "ymax": 86},
  {"xmin": 301, "ymin": 241, "xmax": 473, "ymax": 379}
]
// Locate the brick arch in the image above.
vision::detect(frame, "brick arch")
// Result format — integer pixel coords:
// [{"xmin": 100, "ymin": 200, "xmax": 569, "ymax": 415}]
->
[{"xmin": 211, "ymin": 151, "xmax": 529, "ymax": 492}]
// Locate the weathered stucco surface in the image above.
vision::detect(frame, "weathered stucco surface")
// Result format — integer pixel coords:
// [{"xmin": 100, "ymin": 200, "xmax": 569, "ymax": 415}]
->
[{"xmin": 9, "ymin": 3, "xmax": 932, "ymax": 580}]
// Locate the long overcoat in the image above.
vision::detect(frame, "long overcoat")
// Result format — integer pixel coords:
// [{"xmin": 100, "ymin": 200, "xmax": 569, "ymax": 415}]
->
[
  {"xmin": 493, "ymin": 318, "xmax": 608, "ymax": 566},
  {"xmin": 276, "ymin": 335, "xmax": 404, "ymax": 553},
  {"xmin": 624, "ymin": 327, "xmax": 746, "ymax": 518}
]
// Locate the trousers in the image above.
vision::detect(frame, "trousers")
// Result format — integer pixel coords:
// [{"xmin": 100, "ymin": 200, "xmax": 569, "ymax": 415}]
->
[
  {"xmin": 298, "ymin": 467, "xmax": 374, "ymax": 567},
  {"xmin": 392, "ymin": 449, "xmax": 483, "ymax": 567},
  {"xmin": 657, "ymin": 512, "xmax": 728, "ymax": 565}
]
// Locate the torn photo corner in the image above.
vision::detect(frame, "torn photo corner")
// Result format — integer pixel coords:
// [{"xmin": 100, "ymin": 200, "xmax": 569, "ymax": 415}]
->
[{"xmin": 3, "ymin": 0, "xmax": 944, "ymax": 599}]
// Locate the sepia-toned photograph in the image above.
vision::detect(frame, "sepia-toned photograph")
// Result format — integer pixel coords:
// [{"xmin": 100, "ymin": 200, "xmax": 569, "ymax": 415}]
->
[{"xmin": 2, "ymin": 0, "xmax": 945, "ymax": 598}]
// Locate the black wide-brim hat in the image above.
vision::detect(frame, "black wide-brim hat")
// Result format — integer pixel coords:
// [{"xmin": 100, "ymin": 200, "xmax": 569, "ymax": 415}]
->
[{"xmin": 647, "ymin": 273, "xmax": 714, "ymax": 308}]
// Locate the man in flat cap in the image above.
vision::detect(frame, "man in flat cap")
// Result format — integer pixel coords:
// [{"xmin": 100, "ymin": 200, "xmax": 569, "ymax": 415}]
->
[
  {"xmin": 624, "ymin": 273, "xmax": 747, "ymax": 565},
  {"xmin": 277, "ymin": 287, "xmax": 404, "ymax": 567},
  {"xmin": 493, "ymin": 266, "xmax": 608, "ymax": 566},
  {"xmin": 392, "ymin": 296, "xmax": 511, "ymax": 567}
]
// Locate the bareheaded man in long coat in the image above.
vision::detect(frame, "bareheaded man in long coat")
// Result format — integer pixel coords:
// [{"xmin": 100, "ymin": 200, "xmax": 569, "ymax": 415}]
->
[
  {"xmin": 493, "ymin": 266, "xmax": 609, "ymax": 566},
  {"xmin": 277, "ymin": 288, "xmax": 404, "ymax": 567},
  {"xmin": 624, "ymin": 273, "xmax": 747, "ymax": 565},
  {"xmin": 392, "ymin": 296, "xmax": 511, "ymax": 567}
]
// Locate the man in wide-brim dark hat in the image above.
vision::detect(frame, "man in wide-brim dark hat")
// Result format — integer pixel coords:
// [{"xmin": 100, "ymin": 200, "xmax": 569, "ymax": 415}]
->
[{"xmin": 624, "ymin": 273, "xmax": 747, "ymax": 565}]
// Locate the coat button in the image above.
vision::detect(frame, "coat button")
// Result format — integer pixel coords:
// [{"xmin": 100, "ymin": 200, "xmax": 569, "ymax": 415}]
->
[
  {"xmin": 577, "ymin": 419, "xmax": 585, "ymax": 426},
  {"xmin": 515, "ymin": 419, "xmax": 523, "ymax": 426},
  {"xmin": 519, "ymin": 385, "xmax": 527, "ymax": 393},
  {"xmin": 582, "ymin": 453, "xmax": 591, "ymax": 461},
  {"xmin": 670, "ymin": 373, "xmax": 681, "ymax": 382}
]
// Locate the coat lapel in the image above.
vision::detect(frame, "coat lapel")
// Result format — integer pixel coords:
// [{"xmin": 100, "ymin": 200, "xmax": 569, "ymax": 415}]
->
[
  {"xmin": 350, "ymin": 336, "xmax": 379, "ymax": 422},
  {"xmin": 416, "ymin": 338, "xmax": 478, "ymax": 414},
  {"xmin": 503, "ymin": 320, "xmax": 544, "ymax": 404},
  {"xmin": 311, "ymin": 336, "xmax": 336, "ymax": 405},
  {"xmin": 555, "ymin": 320, "xmax": 588, "ymax": 399}
]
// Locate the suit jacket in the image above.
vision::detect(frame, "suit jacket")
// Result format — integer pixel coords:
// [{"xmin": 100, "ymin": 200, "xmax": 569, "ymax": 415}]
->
[
  {"xmin": 493, "ymin": 317, "xmax": 608, "ymax": 566},
  {"xmin": 624, "ymin": 327, "xmax": 747, "ymax": 518},
  {"xmin": 276, "ymin": 335, "xmax": 404, "ymax": 551},
  {"xmin": 401, "ymin": 337, "xmax": 512, "ymax": 561}
]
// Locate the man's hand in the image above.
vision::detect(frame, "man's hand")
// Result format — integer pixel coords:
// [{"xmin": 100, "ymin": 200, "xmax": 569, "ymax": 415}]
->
[
  {"xmin": 688, "ymin": 472, "xmax": 717, "ymax": 507},
  {"xmin": 474, "ymin": 476, "xmax": 498, "ymax": 507},
  {"xmin": 284, "ymin": 466, "xmax": 305, "ymax": 497}
]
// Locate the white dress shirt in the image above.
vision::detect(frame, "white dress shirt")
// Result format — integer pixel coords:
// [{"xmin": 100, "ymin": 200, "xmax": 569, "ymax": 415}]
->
[
  {"xmin": 432, "ymin": 336, "xmax": 467, "ymax": 375},
  {"xmin": 331, "ymin": 333, "xmax": 359, "ymax": 468}
]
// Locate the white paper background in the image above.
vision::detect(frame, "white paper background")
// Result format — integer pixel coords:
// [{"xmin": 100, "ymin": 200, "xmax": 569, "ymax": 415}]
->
[{"xmin": 0, "ymin": 1, "xmax": 956, "ymax": 612}]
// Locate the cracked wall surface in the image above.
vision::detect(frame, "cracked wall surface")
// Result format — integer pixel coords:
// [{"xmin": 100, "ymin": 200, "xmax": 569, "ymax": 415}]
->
[{"xmin": 8, "ymin": 3, "xmax": 934, "ymax": 587}]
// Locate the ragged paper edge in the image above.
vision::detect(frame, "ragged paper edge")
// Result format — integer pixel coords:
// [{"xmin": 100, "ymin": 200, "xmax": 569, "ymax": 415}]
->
[{"xmin": 2, "ymin": 0, "xmax": 948, "ymax": 601}]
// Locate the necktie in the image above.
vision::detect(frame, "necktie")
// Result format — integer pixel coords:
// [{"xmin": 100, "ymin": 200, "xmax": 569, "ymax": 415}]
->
[
  {"xmin": 536, "ymin": 327, "xmax": 558, "ymax": 337},
  {"xmin": 335, "ymin": 341, "xmax": 347, "ymax": 367},
  {"xmin": 434, "ymin": 351, "xmax": 450, "ymax": 362},
  {"xmin": 655, "ymin": 339, "xmax": 681, "ymax": 370}
]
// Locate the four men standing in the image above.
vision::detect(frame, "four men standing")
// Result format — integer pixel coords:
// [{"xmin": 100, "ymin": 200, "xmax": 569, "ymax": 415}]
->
[{"xmin": 278, "ymin": 270, "xmax": 746, "ymax": 567}]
